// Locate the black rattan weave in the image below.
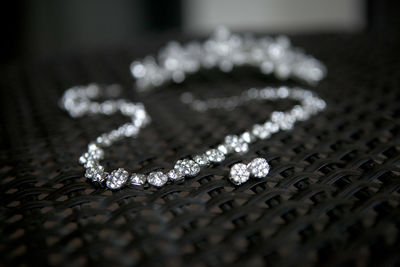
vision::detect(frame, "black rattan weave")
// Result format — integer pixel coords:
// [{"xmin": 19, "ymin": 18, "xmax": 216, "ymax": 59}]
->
[{"xmin": 1, "ymin": 34, "xmax": 400, "ymax": 267}]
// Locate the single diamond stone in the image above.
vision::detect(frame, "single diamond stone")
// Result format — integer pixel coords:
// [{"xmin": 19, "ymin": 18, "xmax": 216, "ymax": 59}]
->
[
  {"xmin": 174, "ymin": 159, "xmax": 200, "ymax": 177},
  {"xmin": 87, "ymin": 165, "xmax": 105, "ymax": 183},
  {"xmin": 88, "ymin": 148, "xmax": 104, "ymax": 160},
  {"xmin": 106, "ymin": 168, "xmax": 129, "ymax": 189},
  {"xmin": 80, "ymin": 149, "xmax": 104, "ymax": 164},
  {"xmin": 205, "ymin": 149, "xmax": 225, "ymax": 163},
  {"xmin": 130, "ymin": 173, "xmax": 147, "ymax": 186},
  {"xmin": 271, "ymin": 111, "xmax": 285, "ymax": 122},
  {"xmin": 85, "ymin": 167, "xmax": 96, "ymax": 179},
  {"xmin": 240, "ymin": 131, "xmax": 256, "ymax": 144},
  {"xmin": 291, "ymin": 105, "xmax": 310, "ymax": 121},
  {"xmin": 263, "ymin": 121, "xmax": 279, "ymax": 134},
  {"xmin": 96, "ymin": 134, "xmax": 111, "ymax": 147},
  {"xmin": 279, "ymin": 119, "xmax": 294, "ymax": 130},
  {"xmin": 275, "ymin": 63, "xmax": 291, "ymax": 80},
  {"xmin": 247, "ymin": 158, "xmax": 270, "ymax": 178},
  {"xmin": 93, "ymin": 170, "xmax": 107, "ymax": 183},
  {"xmin": 276, "ymin": 86, "xmax": 289, "ymax": 98},
  {"xmin": 252, "ymin": 124, "xmax": 270, "ymax": 140},
  {"xmin": 88, "ymin": 142, "xmax": 99, "ymax": 152},
  {"xmin": 167, "ymin": 169, "xmax": 184, "ymax": 181},
  {"xmin": 84, "ymin": 159, "xmax": 98, "ymax": 169},
  {"xmin": 229, "ymin": 163, "xmax": 250, "ymax": 185},
  {"xmin": 193, "ymin": 154, "xmax": 210, "ymax": 166},
  {"xmin": 260, "ymin": 60, "xmax": 274, "ymax": 74},
  {"xmin": 224, "ymin": 135, "xmax": 249, "ymax": 153},
  {"xmin": 174, "ymin": 160, "xmax": 187, "ymax": 176},
  {"xmin": 271, "ymin": 111, "xmax": 295, "ymax": 130},
  {"xmin": 217, "ymin": 144, "xmax": 229, "ymax": 155},
  {"xmin": 79, "ymin": 155, "xmax": 88, "ymax": 165},
  {"xmin": 147, "ymin": 171, "xmax": 168, "ymax": 187},
  {"xmin": 120, "ymin": 123, "xmax": 139, "ymax": 137}
]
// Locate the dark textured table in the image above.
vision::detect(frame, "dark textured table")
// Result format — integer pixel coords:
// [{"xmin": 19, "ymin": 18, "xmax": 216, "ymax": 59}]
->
[{"xmin": 1, "ymin": 33, "xmax": 400, "ymax": 266}]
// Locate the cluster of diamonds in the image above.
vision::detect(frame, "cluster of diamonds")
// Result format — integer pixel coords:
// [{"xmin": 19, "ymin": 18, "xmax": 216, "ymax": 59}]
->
[
  {"xmin": 230, "ymin": 158, "xmax": 270, "ymax": 185},
  {"xmin": 60, "ymin": 28, "xmax": 327, "ymax": 190},
  {"xmin": 130, "ymin": 26, "xmax": 326, "ymax": 91}
]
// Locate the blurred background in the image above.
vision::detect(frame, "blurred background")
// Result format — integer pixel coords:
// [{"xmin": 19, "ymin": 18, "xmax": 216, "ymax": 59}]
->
[{"xmin": 1, "ymin": 0, "xmax": 399, "ymax": 64}]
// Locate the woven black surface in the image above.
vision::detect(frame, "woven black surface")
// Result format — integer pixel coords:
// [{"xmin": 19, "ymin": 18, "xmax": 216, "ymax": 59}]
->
[{"xmin": 1, "ymin": 34, "xmax": 400, "ymax": 267}]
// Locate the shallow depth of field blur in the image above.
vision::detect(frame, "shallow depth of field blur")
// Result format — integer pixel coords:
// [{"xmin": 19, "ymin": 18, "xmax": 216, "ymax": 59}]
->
[{"xmin": 1, "ymin": 0, "xmax": 399, "ymax": 64}]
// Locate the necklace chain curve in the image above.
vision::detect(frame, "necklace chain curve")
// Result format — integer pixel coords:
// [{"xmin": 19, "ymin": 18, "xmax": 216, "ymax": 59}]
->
[{"xmin": 60, "ymin": 27, "xmax": 327, "ymax": 190}]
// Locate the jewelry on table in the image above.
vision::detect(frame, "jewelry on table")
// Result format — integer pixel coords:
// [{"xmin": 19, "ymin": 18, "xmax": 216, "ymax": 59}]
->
[
  {"xmin": 60, "ymin": 27, "xmax": 327, "ymax": 190},
  {"xmin": 61, "ymin": 85, "xmax": 325, "ymax": 189}
]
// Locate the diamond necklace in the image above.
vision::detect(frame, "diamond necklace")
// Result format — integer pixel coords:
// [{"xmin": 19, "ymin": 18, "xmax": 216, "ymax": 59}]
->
[{"xmin": 60, "ymin": 28, "xmax": 327, "ymax": 189}]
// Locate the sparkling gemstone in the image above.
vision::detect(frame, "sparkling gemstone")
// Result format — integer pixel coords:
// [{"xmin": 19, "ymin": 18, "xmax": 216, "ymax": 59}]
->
[
  {"xmin": 174, "ymin": 159, "xmax": 200, "ymax": 177},
  {"xmin": 88, "ymin": 148, "xmax": 104, "ymax": 160},
  {"xmin": 84, "ymin": 160, "xmax": 98, "ymax": 169},
  {"xmin": 229, "ymin": 163, "xmax": 250, "ymax": 185},
  {"xmin": 275, "ymin": 64, "xmax": 291, "ymax": 80},
  {"xmin": 291, "ymin": 105, "xmax": 309, "ymax": 121},
  {"xmin": 205, "ymin": 149, "xmax": 225, "ymax": 163},
  {"xmin": 88, "ymin": 142, "xmax": 99, "ymax": 152},
  {"xmin": 130, "ymin": 173, "xmax": 147, "ymax": 186},
  {"xmin": 252, "ymin": 124, "xmax": 270, "ymax": 140},
  {"xmin": 193, "ymin": 154, "xmax": 210, "ymax": 166},
  {"xmin": 277, "ymin": 86, "xmax": 289, "ymax": 98},
  {"xmin": 271, "ymin": 111, "xmax": 285, "ymax": 123},
  {"xmin": 147, "ymin": 171, "xmax": 168, "ymax": 187},
  {"xmin": 108, "ymin": 129, "xmax": 122, "ymax": 142},
  {"xmin": 100, "ymin": 101, "xmax": 117, "ymax": 115},
  {"xmin": 167, "ymin": 169, "xmax": 184, "ymax": 181},
  {"xmin": 81, "ymin": 150, "xmax": 104, "ymax": 165},
  {"xmin": 224, "ymin": 135, "xmax": 249, "ymax": 153},
  {"xmin": 240, "ymin": 131, "xmax": 256, "ymax": 144},
  {"xmin": 79, "ymin": 155, "xmax": 88, "ymax": 165},
  {"xmin": 93, "ymin": 170, "xmax": 107, "ymax": 183},
  {"xmin": 271, "ymin": 111, "xmax": 294, "ymax": 130},
  {"xmin": 217, "ymin": 144, "xmax": 229, "ymax": 155},
  {"xmin": 130, "ymin": 61, "xmax": 146, "ymax": 78},
  {"xmin": 85, "ymin": 168, "xmax": 95, "ymax": 179},
  {"xmin": 106, "ymin": 168, "xmax": 129, "ymax": 189},
  {"xmin": 86, "ymin": 83, "xmax": 100, "ymax": 98},
  {"xmin": 96, "ymin": 134, "xmax": 111, "ymax": 147},
  {"xmin": 120, "ymin": 123, "xmax": 139, "ymax": 137},
  {"xmin": 263, "ymin": 121, "xmax": 279, "ymax": 134},
  {"xmin": 259, "ymin": 88, "xmax": 276, "ymax": 99},
  {"xmin": 247, "ymin": 158, "xmax": 270, "ymax": 178},
  {"xmin": 260, "ymin": 61, "xmax": 274, "ymax": 74},
  {"xmin": 120, "ymin": 103, "xmax": 137, "ymax": 116}
]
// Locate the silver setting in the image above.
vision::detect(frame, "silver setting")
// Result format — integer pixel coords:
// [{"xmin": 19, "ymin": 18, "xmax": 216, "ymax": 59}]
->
[{"xmin": 130, "ymin": 173, "xmax": 147, "ymax": 186}]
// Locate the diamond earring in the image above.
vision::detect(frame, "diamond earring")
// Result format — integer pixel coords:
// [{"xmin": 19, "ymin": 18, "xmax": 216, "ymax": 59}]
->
[{"xmin": 229, "ymin": 158, "xmax": 270, "ymax": 185}]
